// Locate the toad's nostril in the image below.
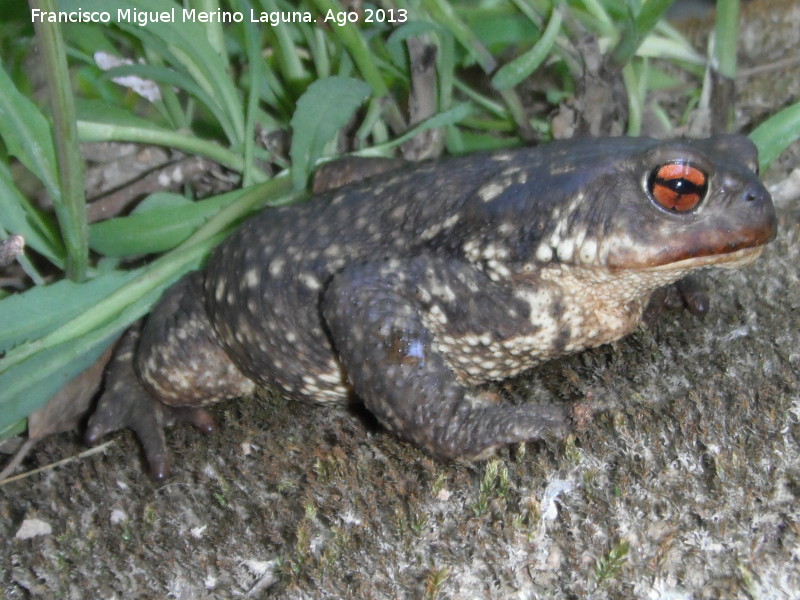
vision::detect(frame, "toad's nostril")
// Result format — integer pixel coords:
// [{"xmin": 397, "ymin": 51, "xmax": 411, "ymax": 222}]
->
[{"xmin": 743, "ymin": 182, "xmax": 769, "ymax": 204}]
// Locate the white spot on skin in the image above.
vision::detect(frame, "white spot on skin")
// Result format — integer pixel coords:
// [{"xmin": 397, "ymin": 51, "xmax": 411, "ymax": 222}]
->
[
  {"xmin": 463, "ymin": 334, "xmax": 479, "ymax": 346},
  {"xmin": 327, "ymin": 257, "xmax": 347, "ymax": 272},
  {"xmin": 302, "ymin": 374, "xmax": 321, "ymax": 387},
  {"xmin": 570, "ymin": 225, "xmax": 588, "ymax": 253},
  {"xmin": 549, "ymin": 163, "xmax": 577, "ymax": 175},
  {"xmin": 567, "ymin": 192, "xmax": 585, "ymax": 214},
  {"xmin": 486, "ymin": 260, "xmax": 511, "ymax": 280},
  {"xmin": 432, "ymin": 283, "xmax": 456, "ymax": 302},
  {"xmin": 323, "ymin": 244, "xmax": 342, "ymax": 258},
  {"xmin": 269, "ymin": 258, "xmax": 286, "ymax": 277},
  {"xmin": 299, "ymin": 272, "xmax": 321, "ymax": 290},
  {"xmin": 579, "ymin": 239, "xmax": 598, "ymax": 264},
  {"xmin": 215, "ymin": 280, "xmax": 225, "ymax": 302},
  {"xmin": 556, "ymin": 239, "xmax": 575, "ymax": 262},
  {"xmin": 497, "ymin": 222, "xmax": 515, "ymax": 236},
  {"xmin": 428, "ymin": 304, "xmax": 448, "ymax": 324},
  {"xmin": 420, "ymin": 223, "xmax": 444, "ymax": 241},
  {"xmin": 463, "ymin": 239, "xmax": 481, "ymax": 262},
  {"xmin": 536, "ymin": 244, "xmax": 553, "ymax": 263},
  {"xmin": 481, "ymin": 244, "xmax": 510, "ymax": 261},
  {"xmin": 244, "ymin": 268, "xmax": 260, "ymax": 289},
  {"xmin": 442, "ymin": 213, "xmax": 460, "ymax": 229},
  {"xmin": 478, "ymin": 181, "xmax": 506, "ymax": 203},
  {"xmin": 389, "ymin": 205, "xmax": 406, "ymax": 221},
  {"xmin": 548, "ymin": 215, "xmax": 567, "ymax": 249}
]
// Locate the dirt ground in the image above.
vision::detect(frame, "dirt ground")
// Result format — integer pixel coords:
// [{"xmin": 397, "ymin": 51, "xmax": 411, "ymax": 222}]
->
[{"xmin": 2, "ymin": 3, "xmax": 800, "ymax": 599}]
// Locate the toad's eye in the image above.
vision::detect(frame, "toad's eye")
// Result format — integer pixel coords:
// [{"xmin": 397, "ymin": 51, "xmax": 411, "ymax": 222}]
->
[{"xmin": 647, "ymin": 162, "xmax": 708, "ymax": 212}]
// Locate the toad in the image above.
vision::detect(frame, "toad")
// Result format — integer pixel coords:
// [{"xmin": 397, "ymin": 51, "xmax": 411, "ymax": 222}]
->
[{"xmin": 87, "ymin": 135, "xmax": 776, "ymax": 478}]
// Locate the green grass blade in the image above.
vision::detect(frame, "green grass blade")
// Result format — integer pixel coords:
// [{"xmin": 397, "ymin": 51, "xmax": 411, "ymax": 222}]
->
[
  {"xmin": 0, "ymin": 297, "xmax": 150, "ymax": 434},
  {"xmin": 260, "ymin": 0, "xmax": 307, "ymax": 84},
  {"xmin": 31, "ymin": 0, "xmax": 88, "ymax": 281},
  {"xmin": 188, "ymin": 0, "xmax": 229, "ymax": 66},
  {"xmin": 365, "ymin": 102, "xmax": 473, "ymax": 154},
  {"xmin": 307, "ymin": 0, "xmax": 389, "ymax": 97},
  {"xmin": 491, "ymin": 7, "xmax": 561, "ymax": 90},
  {"xmin": 714, "ymin": 0, "xmax": 740, "ymax": 79},
  {"xmin": 89, "ymin": 192, "xmax": 234, "ymax": 257},
  {"xmin": 0, "ymin": 162, "xmax": 65, "ymax": 267},
  {"xmin": 0, "ymin": 64, "xmax": 60, "ymax": 200},
  {"xmin": 749, "ymin": 101, "xmax": 800, "ymax": 171},
  {"xmin": 0, "ymin": 269, "xmax": 142, "ymax": 354}
]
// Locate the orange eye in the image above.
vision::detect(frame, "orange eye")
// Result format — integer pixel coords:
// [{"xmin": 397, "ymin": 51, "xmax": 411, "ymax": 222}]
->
[{"xmin": 647, "ymin": 162, "xmax": 708, "ymax": 212}]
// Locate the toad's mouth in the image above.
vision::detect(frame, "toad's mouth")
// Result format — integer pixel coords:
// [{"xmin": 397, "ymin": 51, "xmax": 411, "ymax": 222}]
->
[
  {"xmin": 640, "ymin": 245, "xmax": 766, "ymax": 272},
  {"xmin": 605, "ymin": 213, "xmax": 777, "ymax": 272}
]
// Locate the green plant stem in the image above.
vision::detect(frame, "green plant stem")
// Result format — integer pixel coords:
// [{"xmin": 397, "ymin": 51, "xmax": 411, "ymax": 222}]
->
[
  {"xmin": 76, "ymin": 121, "xmax": 261, "ymax": 179},
  {"xmin": 142, "ymin": 47, "xmax": 191, "ymax": 130},
  {"xmin": 498, "ymin": 89, "xmax": 532, "ymax": 137},
  {"xmin": 310, "ymin": 26, "xmax": 331, "ymax": 78},
  {"xmin": 239, "ymin": 0, "xmax": 261, "ymax": 187},
  {"xmin": 714, "ymin": 0, "xmax": 739, "ymax": 78},
  {"xmin": 622, "ymin": 61, "xmax": 644, "ymax": 136},
  {"xmin": 261, "ymin": 0, "xmax": 307, "ymax": 84},
  {"xmin": 29, "ymin": 0, "xmax": 88, "ymax": 281}
]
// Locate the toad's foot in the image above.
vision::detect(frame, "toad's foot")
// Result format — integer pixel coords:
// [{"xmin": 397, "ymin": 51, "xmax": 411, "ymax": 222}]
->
[
  {"xmin": 86, "ymin": 327, "xmax": 216, "ymax": 480},
  {"xmin": 643, "ymin": 274, "xmax": 710, "ymax": 326}
]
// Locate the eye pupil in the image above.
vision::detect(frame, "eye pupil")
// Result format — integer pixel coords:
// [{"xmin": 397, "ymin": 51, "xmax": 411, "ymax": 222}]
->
[
  {"xmin": 648, "ymin": 162, "xmax": 708, "ymax": 212},
  {"xmin": 668, "ymin": 179, "xmax": 688, "ymax": 192}
]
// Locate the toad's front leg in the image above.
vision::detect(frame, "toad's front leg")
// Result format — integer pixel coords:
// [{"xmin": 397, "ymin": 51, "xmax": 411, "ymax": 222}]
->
[{"xmin": 321, "ymin": 256, "xmax": 570, "ymax": 459}]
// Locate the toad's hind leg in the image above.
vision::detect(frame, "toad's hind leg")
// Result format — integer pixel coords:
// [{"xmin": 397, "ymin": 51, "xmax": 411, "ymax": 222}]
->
[
  {"xmin": 321, "ymin": 257, "xmax": 571, "ymax": 459},
  {"xmin": 87, "ymin": 272, "xmax": 255, "ymax": 479}
]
